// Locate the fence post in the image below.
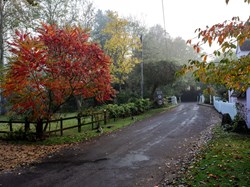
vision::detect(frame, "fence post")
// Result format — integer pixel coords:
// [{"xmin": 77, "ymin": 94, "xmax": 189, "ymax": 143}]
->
[
  {"xmin": 77, "ymin": 115, "xmax": 81, "ymax": 133},
  {"xmin": 104, "ymin": 110, "xmax": 107, "ymax": 125},
  {"xmin": 24, "ymin": 117, "xmax": 30, "ymax": 133},
  {"xmin": 91, "ymin": 114, "xmax": 94, "ymax": 130},
  {"xmin": 60, "ymin": 117, "xmax": 63, "ymax": 136},
  {"xmin": 9, "ymin": 120, "xmax": 13, "ymax": 132}
]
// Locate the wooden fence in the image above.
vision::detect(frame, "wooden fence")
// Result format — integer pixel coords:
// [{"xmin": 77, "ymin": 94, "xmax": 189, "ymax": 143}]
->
[{"xmin": 0, "ymin": 111, "xmax": 107, "ymax": 136}]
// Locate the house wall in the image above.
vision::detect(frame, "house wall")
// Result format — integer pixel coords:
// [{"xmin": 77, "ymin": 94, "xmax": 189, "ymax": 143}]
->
[
  {"xmin": 236, "ymin": 50, "xmax": 250, "ymax": 57},
  {"xmin": 226, "ymin": 88, "xmax": 250, "ymax": 128},
  {"xmin": 213, "ymin": 96, "xmax": 237, "ymax": 120},
  {"xmin": 247, "ymin": 88, "xmax": 250, "ymax": 128}
]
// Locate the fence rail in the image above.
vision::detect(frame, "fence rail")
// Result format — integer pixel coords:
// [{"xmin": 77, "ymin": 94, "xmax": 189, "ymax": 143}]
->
[{"xmin": 0, "ymin": 111, "xmax": 107, "ymax": 136}]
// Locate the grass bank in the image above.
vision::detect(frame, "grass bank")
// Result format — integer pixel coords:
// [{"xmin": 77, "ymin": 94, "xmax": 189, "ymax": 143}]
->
[
  {"xmin": 1, "ymin": 105, "xmax": 176, "ymax": 145},
  {"xmin": 178, "ymin": 126, "xmax": 250, "ymax": 187},
  {"xmin": 41, "ymin": 105, "xmax": 175, "ymax": 145}
]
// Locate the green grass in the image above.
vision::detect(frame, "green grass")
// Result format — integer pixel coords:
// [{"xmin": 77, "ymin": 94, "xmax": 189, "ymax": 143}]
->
[
  {"xmin": 179, "ymin": 126, "xmax": 250, "ymax": 187},
  {"xmin": 41, "ymin": 105, "xmax": 175, "ymax": 145},
  {"xmin": 0, "ymin": 105, "xmax": 175, "ymax": 145}
]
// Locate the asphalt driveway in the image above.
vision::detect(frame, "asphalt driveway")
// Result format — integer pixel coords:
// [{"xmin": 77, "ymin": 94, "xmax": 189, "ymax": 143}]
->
[{"xmin": 0, "ymin": 103, "xmax": 221, "ymax": 187}]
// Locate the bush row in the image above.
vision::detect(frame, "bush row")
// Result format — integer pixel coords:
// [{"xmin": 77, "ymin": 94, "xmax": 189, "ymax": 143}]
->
[{"xmin": 104, "ymin": 99, "xmax": 151, "ymax": 119}]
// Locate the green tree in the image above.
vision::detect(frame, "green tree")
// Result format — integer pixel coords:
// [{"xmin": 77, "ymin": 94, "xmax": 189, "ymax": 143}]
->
[
  {"xmin": 92, "ymin": 9, "xmax": 111, "ymax": 49},
  {"xmin": 142, "ymin": 25, "xmax": 169, "ymax": 63},
  {"xmin": 143, "ymin": 60, "xmax": 179, "ymax": 98},
  {"xmin": 36, "ymin": 0, "xmax": 95, "ymax": 27},
  {"xmin": 170, "ymin": 37, "xmax": 198, "ymax": 65},
  {"xmin": 103, "ymin": 11, "xmax": 141, "ymax": 91},
  {"xmin": 0, "ymin": 0, "xmax": 37, "ymax": 67},
  {"xmin": 0, "ymin": 0, "xmax": 38, "ymax": 114}
]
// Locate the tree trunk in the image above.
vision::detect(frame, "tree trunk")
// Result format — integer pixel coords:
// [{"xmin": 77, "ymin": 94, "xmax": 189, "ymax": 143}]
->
[
  {"xmin": 74, "ymin": 95, "xmax": 83, "ymax": 112},
  {"xmin": 151, "ymin": 84, "xmax": 158, "ymax": 100},
  {"xmin": 0, "ymin": 0, "xmax": 5, "ymax": 115},
  {"xmin": 36, "ymin": 119, "xmax": 44, "ymax": 139}
]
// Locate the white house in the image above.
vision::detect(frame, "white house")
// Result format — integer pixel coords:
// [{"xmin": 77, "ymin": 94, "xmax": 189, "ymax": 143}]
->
[
  {"xmin": 228, "ymin": 89, "xmax": 250, "ymax": 128},
  {"xmin": 215, "ymin": 39, "xmax": 250, "ymax": 128},
  {"xmin": 236, "ymin": 39, "xmax": 250, "ymax": 58},
  {"xmin": 229, "ymin": 39, "xmax": 250, "ymax": 128}
]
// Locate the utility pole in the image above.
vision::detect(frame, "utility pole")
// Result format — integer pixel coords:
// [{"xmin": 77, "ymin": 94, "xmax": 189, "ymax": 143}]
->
[
  {"xmin": 161, "ymin": 0, "xmax": 166, "ymax": 31},
  {"xmin": 140, "ymin": 34, "xmax": 144, "ymax": 99}
]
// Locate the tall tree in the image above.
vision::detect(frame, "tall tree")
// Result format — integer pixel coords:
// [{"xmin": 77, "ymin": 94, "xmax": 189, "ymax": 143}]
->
[
  {"xmin": 142, "ymin": 25, "xmax": 169, "ymax": 63},
  {"xmin": 0, "ymin": 0, "xmax": 38, "ymax": 114},
  {"xmin": 37, "ymin": 0, "xmax": 95, "ymax": 28},
  {"xmin": 2, "ymin": 24, "xmax": 114, "ymax": 137},
  {"xmin": 128, "ymin": 60, "xmax": 179, "ymax": 98},
  {"xmin": 143, "ymin": 60, "xmax": 179, "ymax": 98},
  {"xmin": 170, "ymin": 37, "xmax": 198, "ymax": 65},
  {"xmin": 103, "ymin": 11, "xmax": 141, "ymax": 91},
  {"xmin": 0, "ymin": 0, "xmax": 37, "ymax": 67},
  {"xmin": 92, "ymin": 9, "xmax": 111, "ymax": 49}
]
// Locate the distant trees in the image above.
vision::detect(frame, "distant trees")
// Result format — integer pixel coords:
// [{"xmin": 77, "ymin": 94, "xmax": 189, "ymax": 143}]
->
[
  {"xmin": 143, "ymin": 61, "xmax": 179, "ymax": 98},
  {"xmin": 0, "ymin": 0, "xmax": 40, "ymax": 114},
  {"xmin": 92, "ymin": 9, "xmax": 111, "ymax": 48},
  {"xmin": 1, "ymin": 1, "xmax": 200, "ymax": 115},
  {"xmin": 0, "ymin": 0, "xmax": 37, "ymax": 66},
  {"xmin": 37, "ymin": 0, "xmax": 95, "ymax": 28},
  {"xmin": 125, "ymin": 24, "xmax": 198, "ymax": 98}
]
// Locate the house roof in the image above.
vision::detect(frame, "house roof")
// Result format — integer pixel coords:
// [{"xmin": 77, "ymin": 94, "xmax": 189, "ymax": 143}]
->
[{"xmin": 239, "ymin": 39, "xmax": 250, "ymax": 51}]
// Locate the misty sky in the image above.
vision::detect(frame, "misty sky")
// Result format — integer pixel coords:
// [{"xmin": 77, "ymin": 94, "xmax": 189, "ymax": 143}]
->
[{"xmin": 93, "ymin": 0, "xmax": 249, "ymax": 41}]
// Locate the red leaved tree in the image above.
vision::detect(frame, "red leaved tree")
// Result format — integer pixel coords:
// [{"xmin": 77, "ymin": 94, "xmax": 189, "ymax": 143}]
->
[{"xmin": 2, "ymin": 23, "xmax": 114, "ymax": 137}]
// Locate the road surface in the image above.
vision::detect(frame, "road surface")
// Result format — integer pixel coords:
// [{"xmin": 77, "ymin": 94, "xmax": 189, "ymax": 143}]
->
[{"xmin": 0, "ymin": 103, "xmax": 221, "ymax": 187}]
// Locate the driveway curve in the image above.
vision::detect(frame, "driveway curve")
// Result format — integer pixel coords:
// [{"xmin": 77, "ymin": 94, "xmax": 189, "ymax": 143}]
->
[{"xmin": 0, "ymin": 103, "xmax": 221, "ymax": 187}]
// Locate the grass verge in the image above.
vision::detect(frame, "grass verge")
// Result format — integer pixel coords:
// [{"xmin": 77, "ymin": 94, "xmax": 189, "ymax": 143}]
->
[
  {"xmin": 178, "ymin": 126, "xmax": 250, "ymax": 187},
  {"xmin": 1, "ymin": 105, "xmax": 176, "ymax": 145},
  {"xmin": 41, "ymin": 105, "xmax": 175, "ymax": 145}
]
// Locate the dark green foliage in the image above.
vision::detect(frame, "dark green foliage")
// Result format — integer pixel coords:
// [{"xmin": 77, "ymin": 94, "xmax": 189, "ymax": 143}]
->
[
  {"xmin": 221, "ymin": 113, "xmax": 233, "ymax": 131},
  {"xmin": 3, "ymin": 128, "xmax": 36, "ymax": 141},
  {"xmin": 105, "ymin": 99, "xmax": 151, "ymax": 118},
  {"xmin": 115, "ymin": 91, "xmax": 139, "ymax": 104},
  {"xmin": 134, "ymin": 98, "xmax": 151, "ymax": 113},
  {"xmin": 221, "ymin": 113, "xmax": 248, "ymax": 133}
]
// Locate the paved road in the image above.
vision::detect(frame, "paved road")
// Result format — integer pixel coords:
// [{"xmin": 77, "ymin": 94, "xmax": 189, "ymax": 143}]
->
[{"xmin": 0, "ymin": 103, "xmax": 221, "ymax": 187}]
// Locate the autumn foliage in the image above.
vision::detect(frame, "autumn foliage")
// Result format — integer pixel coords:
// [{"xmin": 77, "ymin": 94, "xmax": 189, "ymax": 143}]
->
[
  {"xmin": 181, "ymin": 16, "xmax": 250, "ymax": 92},
  {"xmin": 2, "ymin": 24, "xmax": 114, "ymax": 121}
]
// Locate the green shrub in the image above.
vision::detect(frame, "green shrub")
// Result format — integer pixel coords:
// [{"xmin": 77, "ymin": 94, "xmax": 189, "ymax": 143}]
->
[
  {"xmin": 3, "ymin": 128, "xmax": 36, "ymax": 141},
  {"xmin": 126, "ymin": 103, "xmax": 138, "ymax": 116},
  {"xmin": 104, "ymin": 99, "xmax": 151, "ymax": 119},
  {"xmin": 105, "ymin": 104, "xmax": 123, "ymax": 118},
  {"xmin": 116, "ymin": 91, "xmax": 139, "ymax": 104},
  {"xmin": 134, "ymin": 98, "xmax": 151, "ymax": 113},
  {"xmin": 222, "ymin": 113, "xmax": 248, "ymax": 133}
]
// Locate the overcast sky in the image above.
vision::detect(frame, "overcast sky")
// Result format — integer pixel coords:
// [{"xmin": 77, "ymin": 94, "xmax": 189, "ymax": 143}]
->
[{"xmin": 93, "ymin": 0, "xmax": 249, "ymax": 41}]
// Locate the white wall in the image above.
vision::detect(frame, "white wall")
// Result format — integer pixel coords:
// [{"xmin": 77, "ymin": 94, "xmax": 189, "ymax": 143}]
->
[
  {"xmin": 247, "ymin": 88, "xmax": 250, "ymax": 128},
  {"xmin": 214, "ymin": 99, "xmax": 237, "ymax": 120},
  {"xmin": 213, "ymin": 95, "xmax": 250, "ymax": 128}
]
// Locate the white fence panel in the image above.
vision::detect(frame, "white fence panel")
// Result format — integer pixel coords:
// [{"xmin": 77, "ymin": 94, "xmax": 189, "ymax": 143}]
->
[{"xmin": 213, "ymin": 99, "xmax": 237, "ymax": 120}]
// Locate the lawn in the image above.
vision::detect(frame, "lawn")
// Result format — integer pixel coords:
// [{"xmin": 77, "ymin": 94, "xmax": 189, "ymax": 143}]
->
[{"xmin": 178, "ymin": 126, "xmax": 250, "ymax": 187}]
